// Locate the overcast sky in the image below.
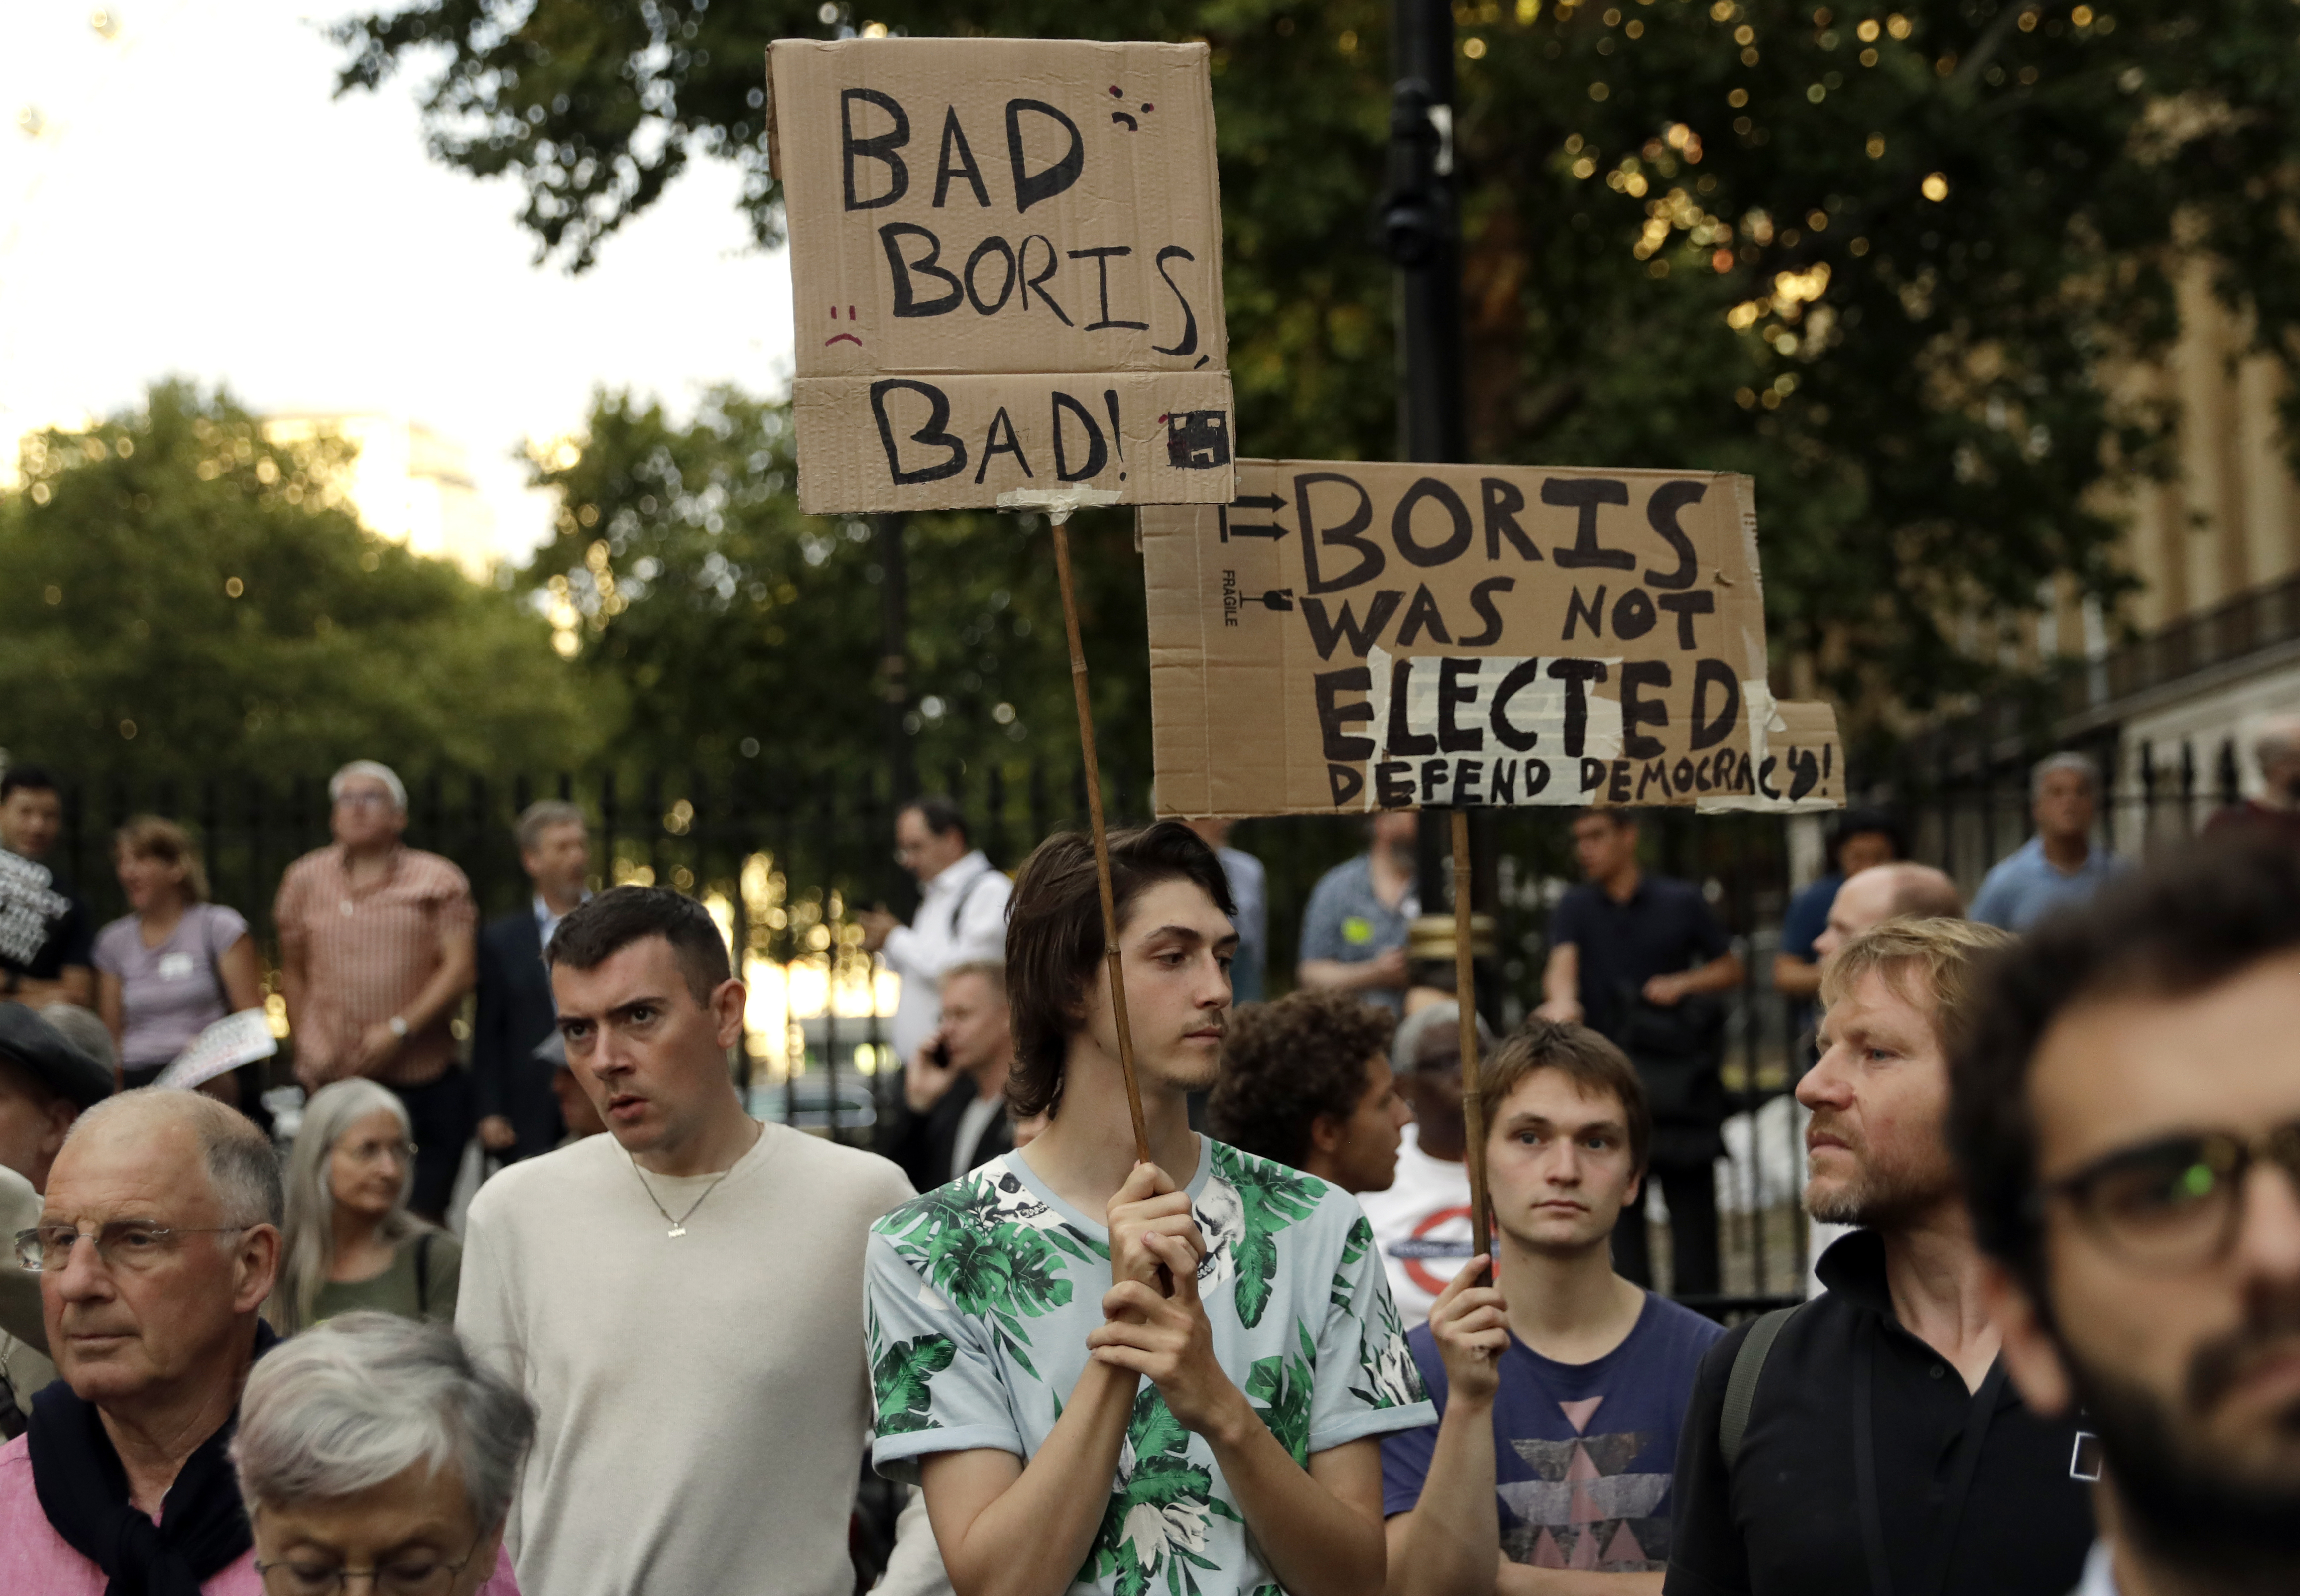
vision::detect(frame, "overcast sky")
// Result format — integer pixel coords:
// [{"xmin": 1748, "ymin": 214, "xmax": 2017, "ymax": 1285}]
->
[{"xmin": 0, "ymin": 0, "xmax": 798, "ymax": 561}]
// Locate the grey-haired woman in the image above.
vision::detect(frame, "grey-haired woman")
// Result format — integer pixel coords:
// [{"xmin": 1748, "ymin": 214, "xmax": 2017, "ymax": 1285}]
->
[
  {"xmin": 270, "ymin": 1079, "xmax": 459, "ymax": 1333},
  {"xmin": 233, "ymin": 1312, "xmax": 529, "ymax": 1595}
]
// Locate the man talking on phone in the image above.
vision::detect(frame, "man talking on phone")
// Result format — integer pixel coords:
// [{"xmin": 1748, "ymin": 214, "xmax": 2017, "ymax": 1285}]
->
[{"xmin": 878, "ymin": 961, "xmax": 1015, "ymax": 1193}]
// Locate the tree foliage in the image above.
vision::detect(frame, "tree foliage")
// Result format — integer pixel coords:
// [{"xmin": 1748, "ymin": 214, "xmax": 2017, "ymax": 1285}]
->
[
  {"xmin": 0, "ymin": 381, "xmax": 613, "ymax": 783},
  {"xmin": 335, "ymin": 0, "xmax": 2300, "ymax": 737},
  {"xmin": 527, "ymin": 386, "xmax": 1152, "ymax": 781}
]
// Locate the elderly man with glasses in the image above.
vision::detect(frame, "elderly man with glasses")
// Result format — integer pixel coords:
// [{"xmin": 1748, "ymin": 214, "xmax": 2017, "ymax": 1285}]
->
[
  {"xmin": 1955, "ymin": 837, "xmax": 2300, "ymax": 1596},
  {"xmin": 0, "ymin": 1089, "xmax": 283, "ymax": 1594},
  {"xmin": 275, "ymin": 762, "xmax": 477, "ymax": 1222}
]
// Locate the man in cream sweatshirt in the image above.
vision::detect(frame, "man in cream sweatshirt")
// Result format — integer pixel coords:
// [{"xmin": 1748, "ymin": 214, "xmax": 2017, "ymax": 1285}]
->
[{"xmin": 459, "ymin": 886, "xmax": 919, "ymax": 1596}]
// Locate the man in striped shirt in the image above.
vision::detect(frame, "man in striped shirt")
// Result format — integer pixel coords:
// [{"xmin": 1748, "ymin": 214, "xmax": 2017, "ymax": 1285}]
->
[{"xmin": 275, "ymin": 760, "xmax": 477, "ymax": 1220}]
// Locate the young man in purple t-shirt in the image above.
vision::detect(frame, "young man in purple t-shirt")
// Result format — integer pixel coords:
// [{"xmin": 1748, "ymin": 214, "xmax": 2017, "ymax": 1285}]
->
[{"xmin": 1381, "ymin": 1021, "xmax": 1724, "ymax": 1592}]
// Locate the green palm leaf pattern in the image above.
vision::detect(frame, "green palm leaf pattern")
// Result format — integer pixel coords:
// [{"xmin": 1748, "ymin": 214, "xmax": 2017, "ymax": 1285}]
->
[
  {"xmin": 1348, "ymin": 1272, "xmax": 1428, "ymax": 1411},
  {"xmin": 878, "ymin": 1173, "xmax": 1087, "ymax": 1380},
  {"xmin": 872, "ymin": 1329, "xmax": 957, "ymax": 1436},
  {"xmin": 1331, "ymin": 1215, "xmax": 1374, "ymax": 1311},
  {"xmin": 1209, "ymin": 1144, "xmax": 1326, "ymax": 1328},
  {"xmin": 1243, "ymin": 1320, "xmax": 1320, "ymax": 1466},
  {"xmin": 1083, "ymin": 1387, "xmax": 1245, "ymax": 1596}
]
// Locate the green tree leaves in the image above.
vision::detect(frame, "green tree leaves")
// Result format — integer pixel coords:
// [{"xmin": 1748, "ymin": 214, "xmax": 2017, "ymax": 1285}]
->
[
  {"xmin": 0, "ymin": 382, "xmax": 609, "ymax": 782},
  {"xmin": 525, "ymin": 385, "xmax": 1152, "ymax": 779},
  {"xmin": 335, "ymin": 0, "xmax": 2300, "ymax": 744}
]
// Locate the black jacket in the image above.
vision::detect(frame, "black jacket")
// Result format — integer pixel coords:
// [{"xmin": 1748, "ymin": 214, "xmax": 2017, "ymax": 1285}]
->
[
  {"xmin": 877, "ymin": 1074, "xmax": 1013, "ymax": 1195},
  {"xmin": 473, "ymin": 909, "xmax": 563, "ymax": 1161},
  {"xmin": 1664, "ymin": 1231, "xmax": 2093, "ymax": 1596}
]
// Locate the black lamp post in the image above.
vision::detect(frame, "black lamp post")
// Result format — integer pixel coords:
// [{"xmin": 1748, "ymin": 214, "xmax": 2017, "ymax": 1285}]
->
[{"xmin": 1384, "ymin": 0, "xmax": 1472, "ymax": 930}]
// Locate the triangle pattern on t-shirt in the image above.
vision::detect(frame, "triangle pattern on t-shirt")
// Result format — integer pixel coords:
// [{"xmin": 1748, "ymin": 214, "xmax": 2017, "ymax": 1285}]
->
[
  {"xmin": 1557, "ymin": 1395, "xmax": 1604, "ymax": 1434},
  {"xmin": 1603, "ymin": 1521, "xmax": 1647, "ymax": 1566}
]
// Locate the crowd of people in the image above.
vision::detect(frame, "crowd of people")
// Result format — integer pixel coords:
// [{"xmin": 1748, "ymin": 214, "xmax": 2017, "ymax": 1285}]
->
[{"xmin": 0, "ymin": 739, "xmax": 2296, "ymax": 1596}]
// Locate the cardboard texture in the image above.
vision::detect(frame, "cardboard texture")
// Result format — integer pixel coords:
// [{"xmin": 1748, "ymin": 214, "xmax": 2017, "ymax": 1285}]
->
[
  {"xmin": 793, "ymin": 370, "xmax": 1234, "ymax": 514},
  {"xmin": 1142, "ymin": 459, "xmax": 1845, "ymax": 817},
  {"xmin": 770, "ymin": 36, "xmax": 1236, "ymax": 511}
]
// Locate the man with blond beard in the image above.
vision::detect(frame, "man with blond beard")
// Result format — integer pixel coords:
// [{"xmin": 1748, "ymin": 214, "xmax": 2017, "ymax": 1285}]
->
[{"xmin": 1663, "ymin": 919, "xmax": 2093, "ymax": 1596}]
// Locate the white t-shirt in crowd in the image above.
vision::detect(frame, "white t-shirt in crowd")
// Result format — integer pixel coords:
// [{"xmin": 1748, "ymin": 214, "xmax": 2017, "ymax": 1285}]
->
[
  {"xmin": 1356, "ymin": 1122, "xmax": 1474, "ymax": 1325},
  {"xmin": 949, "ymin": 1089, "xmax": 1004, "ymax": 1185},
  {"xmin": 883, "ymin": 851, "xmax": 1012, "ymax": 1064},
  {"xmin": 457, "ymin": 1121, "xmax": 915, "ymax": 1596}
]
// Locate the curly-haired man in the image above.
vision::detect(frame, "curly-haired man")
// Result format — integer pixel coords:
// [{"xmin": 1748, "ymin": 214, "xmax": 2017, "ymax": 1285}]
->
[{"xmin": 1209, "ymin": 989, "xmax": 1408, "ymax": 1195}]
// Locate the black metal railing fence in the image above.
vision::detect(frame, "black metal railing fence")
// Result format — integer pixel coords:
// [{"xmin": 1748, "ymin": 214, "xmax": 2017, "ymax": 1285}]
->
[{"xmin": 43, "ymin": 760, "xmax": 1838, "ymax": 1309}]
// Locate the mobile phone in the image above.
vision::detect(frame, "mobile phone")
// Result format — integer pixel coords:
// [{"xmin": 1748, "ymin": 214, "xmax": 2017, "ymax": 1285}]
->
[{"xmin": 929, "ymin": 1039, "xmax": 951, "ymax": 1069}]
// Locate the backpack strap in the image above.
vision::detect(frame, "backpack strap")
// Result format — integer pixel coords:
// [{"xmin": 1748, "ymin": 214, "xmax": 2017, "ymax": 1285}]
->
[
  {"xmin": 1720, "ymin": 1303, "xmax": 1801, "ymax": 1470},
  {"xmin": 945, "ymin": 865, "xmax": 991, "ymax": 941},
  {"xmin": 415, "ymin": 1229, "xmax": 436, "ymax": 1315}
]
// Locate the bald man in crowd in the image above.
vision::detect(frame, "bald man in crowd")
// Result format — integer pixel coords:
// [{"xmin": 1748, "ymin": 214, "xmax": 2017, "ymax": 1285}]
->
[
  {"xmin": 1812, "ymin": 863, "xmax": 1963, "ymax": 963},
  {"xmin": 0, "ymin": 1090, "xmax": 283, "ymax": 1592}
]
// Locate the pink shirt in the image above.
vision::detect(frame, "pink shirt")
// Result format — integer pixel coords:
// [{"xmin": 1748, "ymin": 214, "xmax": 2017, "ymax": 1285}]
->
[
  {"xmin": 273, "ymin": 845, "xmax": 476, "ymax": 1088},
  {"xmin": 0, "ymin": 1434, "xmax": 521, "ymax": 1594}
]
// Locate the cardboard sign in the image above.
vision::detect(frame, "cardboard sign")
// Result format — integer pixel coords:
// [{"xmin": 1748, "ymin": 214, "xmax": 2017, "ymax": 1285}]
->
[
  {"xmin": 1142, "ymin": 459, "xmax": 1845, "ymax": 817},
  {"xmin": 768, "ymin": 36, "xmax": 1236, "ymax": 512}
]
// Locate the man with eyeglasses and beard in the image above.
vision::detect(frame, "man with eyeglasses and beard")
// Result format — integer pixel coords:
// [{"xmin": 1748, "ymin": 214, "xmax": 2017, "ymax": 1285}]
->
[
  {"xmin": 1664, "ymin": 917, "xmax": 2094, "ymax": 1596},
  {"xmin": 1954, "ymin": 837, "xmax": 2300, "ymax": 1596}
]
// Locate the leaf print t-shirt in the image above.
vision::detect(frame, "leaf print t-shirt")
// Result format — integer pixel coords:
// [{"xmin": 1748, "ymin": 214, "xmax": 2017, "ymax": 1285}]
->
[
  {"xmin": 867, "ymin": 1137, "xmax": 1437, "ymax": 1596},
  {"xmin": 1380, "ymin": 1291, "xmax": 1724, "ymax": 1573}
]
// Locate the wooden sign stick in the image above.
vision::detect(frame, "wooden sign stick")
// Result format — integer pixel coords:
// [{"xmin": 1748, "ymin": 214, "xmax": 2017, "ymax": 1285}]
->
[
  {"xmin": 1451, "ymin": 808, "xmax": 1493, "ymax": 1260},
  {"xmin": 1050, "ymin": 515, "xmax": 1152, "ymax": 1166}
]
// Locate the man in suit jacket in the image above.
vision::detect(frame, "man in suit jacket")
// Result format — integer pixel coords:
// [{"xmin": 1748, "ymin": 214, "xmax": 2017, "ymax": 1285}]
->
[
  {"xmin": 876, "ymin": 960, "xmax": 1013, "ymax": 1195},
  {"xmin": 475, "ymin": 801, "xmax": 591, "ymax": 1165}
]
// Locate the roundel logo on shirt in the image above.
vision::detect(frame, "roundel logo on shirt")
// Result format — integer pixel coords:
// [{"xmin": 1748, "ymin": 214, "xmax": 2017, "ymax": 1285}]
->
[
  {"xmin": 1396, "ymin": 1203, "xmax": 1474, "ymax": 1296},
  {"xmin": 1342, "ymin": 915, "xmax": 1375, "ymax": 946}
]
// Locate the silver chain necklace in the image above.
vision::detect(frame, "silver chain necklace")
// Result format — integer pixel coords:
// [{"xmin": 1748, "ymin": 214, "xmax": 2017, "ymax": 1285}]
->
[{"xmin": 626, "ymin": 1155, "xmax": 734, "ymax": 1239}]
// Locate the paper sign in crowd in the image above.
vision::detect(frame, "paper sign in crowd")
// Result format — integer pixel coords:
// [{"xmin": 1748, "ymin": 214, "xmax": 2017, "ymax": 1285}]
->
[
  {"xmin": 768, "ymin": 37, "xmax": 1237, "ymax": 513},
  {"xmin": 1142, "ymin": 460, "xmax": 1846, "ymax": 816},
  {"xmin": 769, "ymin": 37, "xmax": 1842, "ymax": 816}
]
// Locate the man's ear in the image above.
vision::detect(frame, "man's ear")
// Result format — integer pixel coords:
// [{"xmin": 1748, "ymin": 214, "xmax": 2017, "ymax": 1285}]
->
[
  {"xmin": 1981, "ymin": 1256, "xmax": 2074, "ymax": 1417},
  {"xmin": 709, "ymin": 977, "xmax": 749, "ymax": 1051},
  {"xmin": 235, "ymin": 1224, "xmax": 283, "ymax": 1315},
  {"xmin": 1308, "ymin": 1112, "xmax": 1346, "ymax": 1158}
]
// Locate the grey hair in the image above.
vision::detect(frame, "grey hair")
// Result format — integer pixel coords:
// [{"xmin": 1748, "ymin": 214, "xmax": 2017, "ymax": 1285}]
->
[
  {"xmin": 514, "ymin": 799, "xmax": 586, "ymax": 855},
  {"xmin": 271, "ymin": 1079, "xmax": 416, "ymax": 1333},
  {"xmin": 2029, "ymin": 751, "xmax": 2098, "ymax": 801},
  {"xmin": 329, "ymin": 760, "xmax": 408, "ymax": 815},
  {"xmin": 64, "ymin": 1090, "xmax": 282, "ymax": 1230},
  {"xmin": 232, "ymin": 1312, "xmax": 535, "ymax": 1534},
  {"xmin": 941, "ymin": 959, "xmax": 1007, "ymax": 1001},
  {"xmin": 37, "ymin": 1001, "xmax": 118, "ymax": 1073},
  {"xmin": 2254, "ymin": 714, "xmax": 2300, "ymax": 769}
]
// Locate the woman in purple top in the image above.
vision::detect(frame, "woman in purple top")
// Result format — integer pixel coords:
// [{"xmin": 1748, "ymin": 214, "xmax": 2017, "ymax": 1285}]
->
[{"xmin": 92, "ymin": 816, "xmax": 263, "ymax": 1099}]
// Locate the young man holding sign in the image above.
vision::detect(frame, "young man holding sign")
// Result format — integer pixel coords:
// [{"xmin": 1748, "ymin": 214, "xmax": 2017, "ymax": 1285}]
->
[
  {"xmin": 1382, "ymin": 1023, "xmax": 1722, "ymax": 1592},
  {"xmin": 865, "ymin": 820, "xmax": 1433, "ymax": 1596}
]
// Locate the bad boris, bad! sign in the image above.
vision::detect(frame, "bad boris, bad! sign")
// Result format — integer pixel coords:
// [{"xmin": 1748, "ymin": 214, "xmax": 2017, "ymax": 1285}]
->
[
  {"xmin": 768, "ymin": 37, "xmax": 1236, "ymax": 513},
  {"xmin": 1142, "ymin": 460, "xmax": 1845, "ymax": 817}
]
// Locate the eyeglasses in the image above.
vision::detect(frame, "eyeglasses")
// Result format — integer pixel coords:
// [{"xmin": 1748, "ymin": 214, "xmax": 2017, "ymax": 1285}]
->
[
  {"xmin": 14, "ymin": 1222, "xmax": 248, "ymax": 1273},
  {"xmin": 337, "ymin": 1138, "xmax": 417, "ymax": 1168},
  {"xmin": 332, "ymin": 791, "xmax": 396, "ymax": 812},
  {"xmin": 2042, "ymin": 1120, "xmax": 2300, "ymax": 1272},
  {"xmin": 255, "ymin": 1534, "xmax": 484, "ymax": 1596}
]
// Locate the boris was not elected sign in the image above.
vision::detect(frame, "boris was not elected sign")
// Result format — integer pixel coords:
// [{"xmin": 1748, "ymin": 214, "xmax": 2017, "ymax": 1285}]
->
[
  {"xmin": 768, "ymin": 37, "xmax": 1236, "ymax": 513},
  {"xmin": 1142, "ymin": 460, "xmax": 1845, "ymax": 818}
]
